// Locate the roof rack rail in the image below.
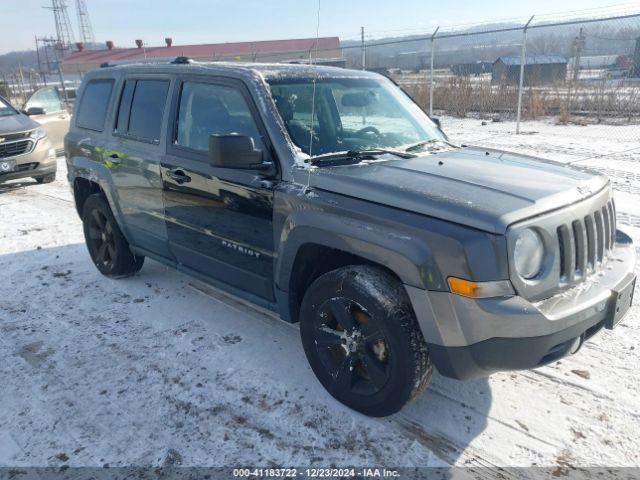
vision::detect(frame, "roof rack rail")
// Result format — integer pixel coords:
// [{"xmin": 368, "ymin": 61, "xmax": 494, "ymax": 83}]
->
[
  {"xmin": 99, "ymin": 56, "xmax": 196, "ymax": 68},
  {"xmin": 171, "ymin": 56, "xmax": 195, "ymax": 64}
]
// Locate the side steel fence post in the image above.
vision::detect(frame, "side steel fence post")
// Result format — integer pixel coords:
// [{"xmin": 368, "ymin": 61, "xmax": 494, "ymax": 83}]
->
[
  {"xmin": 516, "ymin": 15, "xmax": 534, "ymax": 134},
  {"xmin": 429, "ymin": 26, "xmax": 439, "ymax": 117}
]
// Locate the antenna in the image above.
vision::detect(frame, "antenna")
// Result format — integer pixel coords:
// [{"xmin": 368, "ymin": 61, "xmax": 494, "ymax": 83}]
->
[
  {"xmin": 76, "ymin": 0, "xmax": 96, "ymax": 47},
  {"xmin": 305, "ymin": 0, "xmax": 321, "ymax": 190},
  {"xmin": 45, "ymin": 0, "xmax": 76, "ymax": 54},
  {"xmin": 307, "ymin": 0, "xmax": 321, "ymax": 156}
]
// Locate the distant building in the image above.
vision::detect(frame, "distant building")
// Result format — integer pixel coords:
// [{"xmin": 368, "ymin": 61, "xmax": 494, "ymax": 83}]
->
[
  {"xmin": 62, "ymin": 37, "xmax": 342, "ymax": 74},
  {"xmin": 395, "ymin": 51, "xmax": 428, "ymax": 71},
  {"xmin": 451, "ymin": 61, "xmax": 492, "ymax": 76},
  {"xmin": 492, "ymin": 54, "xmax": 567, "ymax": 86}
]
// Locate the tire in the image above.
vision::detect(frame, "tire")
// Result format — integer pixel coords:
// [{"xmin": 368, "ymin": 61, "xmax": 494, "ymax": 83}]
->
[
  {"xmin": 299, "ymin": 265, "xmax": 433, "ymax": 416},
  {"xmin": 35, "ymin": 173, "xmax": 56, "ymax": 184},
  {"xmin": 81, "ymin": 193, "xmax": 144, "ymax": 278}
]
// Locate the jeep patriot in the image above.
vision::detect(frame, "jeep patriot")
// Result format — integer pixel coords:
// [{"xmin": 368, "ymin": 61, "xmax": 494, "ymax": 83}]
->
[{"xmin": 65, "ymin": 61, "xmax": 636, "ymax": 416}]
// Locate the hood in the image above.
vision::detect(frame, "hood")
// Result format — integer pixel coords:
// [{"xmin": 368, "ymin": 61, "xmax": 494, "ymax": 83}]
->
[
  {"xmin": 301, "ymin": 147, "xmax": 609, "ymax": 234},
  {"xmin": 0, "ymin": 112, "xmax": 39, "ymax": 135}
]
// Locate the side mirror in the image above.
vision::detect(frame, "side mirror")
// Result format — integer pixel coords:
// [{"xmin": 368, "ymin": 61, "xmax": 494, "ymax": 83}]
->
[
  {"xmin": 208, "ymin": 134, "xmax": 267, "ymax": 170},
  {"xmin": 24, "ymin": 106, "xmax": 46, "ymax": 116},
  {"xmin": 431, "ymin": 117, "xmax": 441, "ymax": 129}
]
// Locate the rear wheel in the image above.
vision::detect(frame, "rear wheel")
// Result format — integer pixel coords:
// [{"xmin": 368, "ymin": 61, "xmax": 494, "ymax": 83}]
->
[
  {"xmin": 35, "ymin": 173, "xmax": 56, "ymax": 184},
  {"xmin": 82, "ymin": 194, "xmax": 144, "ymax": 277},
  {"xmin": 299, "ymin": 265, "xmax": 432, "ymax": 416}
]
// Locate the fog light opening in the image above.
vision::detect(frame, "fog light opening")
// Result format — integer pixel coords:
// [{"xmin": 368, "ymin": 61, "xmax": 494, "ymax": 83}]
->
[{"xmin": 570, "ymin": 334, "xmax": 585, "ymax": 355}]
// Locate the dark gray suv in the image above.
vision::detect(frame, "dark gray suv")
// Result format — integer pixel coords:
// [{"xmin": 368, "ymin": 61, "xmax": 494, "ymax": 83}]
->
[{"xmin": 65, "ymin": 61, "xmax": 636, "ymax": 416}]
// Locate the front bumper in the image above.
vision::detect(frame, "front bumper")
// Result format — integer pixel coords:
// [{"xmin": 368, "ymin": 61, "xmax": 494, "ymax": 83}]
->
[
  {"xmin": 0, "ymin": 137, "xmax": 56, "ymax": 183},
  {"xmin": 407, "ymin": 230, "xmax": 636, "ymax": 379}
]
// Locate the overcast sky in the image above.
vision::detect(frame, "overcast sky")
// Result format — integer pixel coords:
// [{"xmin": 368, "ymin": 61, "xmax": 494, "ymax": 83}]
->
[{"xmin": 1, "ymin": 0, "xmax": 637, "ymax": 54}]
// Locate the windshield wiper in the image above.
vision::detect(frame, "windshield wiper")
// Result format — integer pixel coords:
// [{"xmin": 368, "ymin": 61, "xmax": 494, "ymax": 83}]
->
[
  {"xmin": 404, "ymin": 139, "xmax": 458, "ymax": 152},
  {"xmin": 310, "ymin": 148, "xmax": 415, "ymax": 164}
]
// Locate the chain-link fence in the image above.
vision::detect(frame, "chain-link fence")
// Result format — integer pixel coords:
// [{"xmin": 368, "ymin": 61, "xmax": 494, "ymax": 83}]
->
[
  {"xmin": 2, "ymin": 11, "xmax": 639, "ymax": 148},
  {"xmin": 346, "ymin": 13, "xmax": 640, "ymax": 143}
]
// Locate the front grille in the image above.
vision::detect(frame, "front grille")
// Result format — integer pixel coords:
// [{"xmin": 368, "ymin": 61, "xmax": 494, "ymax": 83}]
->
[
  {"xmin": 0, "ymin": 139, "xmax": 34, "ymax": 158},
  {"xmin": 0, "ymin": 131, "xmax": 30, "ymax": 142},
  {"xmin": 557, "ymin": 199, "xmax": 616, "ymax": 285}
]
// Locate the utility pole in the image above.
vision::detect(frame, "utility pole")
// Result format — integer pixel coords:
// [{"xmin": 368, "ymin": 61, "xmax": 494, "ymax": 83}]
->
[
  {"xmin": 18, "ymin": 65, "xmax": 26, "ymax": 104},
  {"xmin": 34, "ymin": 36, "xmax": 47, "ymax": 86},
  {"xmin": 44, "ymin": 0, "xmax": 75, "ymax": 55},
  {"xmin": 53, "ymin": 43, "xmax": 70, "ymax": 108},
  {"xmin": 429, "ymin": 26, "xmax": 439, "ymax": 117},
  {"xmin": 516, "ymin": 15, "xmax": 534, "ymax": 135},
  {"xmin": 572, "ymin": 27, "xmax": 586, "ymax": 83},
  {"xmin": 360, "ymin": 26, "xmax": 366, "ymax": 70},
  {"xmin": 38, "ymin": 36, "xmax": 70, "ymax": 108},
  {"xmin": 75, "ymin": 0, "xmax": 95, "ymax": 47}
]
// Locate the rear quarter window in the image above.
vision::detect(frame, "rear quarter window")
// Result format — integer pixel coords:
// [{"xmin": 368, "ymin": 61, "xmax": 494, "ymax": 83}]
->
[{"xmin": 75, "ymin": 79, "xmax": 114, "ymax": 132}]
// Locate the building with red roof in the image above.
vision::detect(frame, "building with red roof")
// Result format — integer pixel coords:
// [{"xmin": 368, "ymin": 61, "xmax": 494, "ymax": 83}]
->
[{"xmin": 62, "ymin": 37, "xmax": 342, "ymax": 74}]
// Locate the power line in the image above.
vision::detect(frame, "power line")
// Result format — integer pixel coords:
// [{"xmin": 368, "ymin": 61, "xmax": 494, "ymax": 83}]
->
[{"xmin": 344, "ymin": 3, "xmax": 640, "ymax": 40}]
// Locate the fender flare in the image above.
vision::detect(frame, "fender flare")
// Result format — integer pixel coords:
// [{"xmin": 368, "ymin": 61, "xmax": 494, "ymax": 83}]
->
[
  {"xmin": 68, "ymin": 155, "xmax": 132, "ymax": 242},
  {"xmin": 275, "ymin": 211, "xmax": 444, "ymax": 293}
]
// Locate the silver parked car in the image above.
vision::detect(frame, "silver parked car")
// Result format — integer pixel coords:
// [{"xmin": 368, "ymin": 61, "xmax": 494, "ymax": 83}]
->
[{"xmin": 0, "ymin": 89, "xmax": 68, "ymax": 184}]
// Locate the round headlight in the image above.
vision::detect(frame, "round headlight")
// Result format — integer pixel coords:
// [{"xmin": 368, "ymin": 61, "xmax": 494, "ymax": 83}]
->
[{"xmin": 514, "ymin": 228, "xmax": 544, "ymax": 279}]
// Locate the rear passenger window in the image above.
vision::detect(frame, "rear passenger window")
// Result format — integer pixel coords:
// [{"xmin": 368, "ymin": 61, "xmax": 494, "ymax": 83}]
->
[
  {"xmin": 115, "ymin": 79, "xmax": 169, "ymax": 143},
  {"xmin": 76, "ymin": 79, "xmax": 114, "ymax": 131}
]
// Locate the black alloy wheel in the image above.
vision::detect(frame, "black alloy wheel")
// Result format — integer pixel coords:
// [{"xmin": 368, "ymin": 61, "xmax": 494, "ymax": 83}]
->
[
  {"xmin": 82, "ymin": 193, "xmax": 144, "ymax": 277},
  {"xmin": 312, "ymin": 297, "xmax": 391, "ymax": 396},
  {"xmin": 300, "ymin": 265, "xmax": 433, "ymax": 416},
  {"xmin": 87, "ymin": 209, "xmax": 117, "ymax": 270}
]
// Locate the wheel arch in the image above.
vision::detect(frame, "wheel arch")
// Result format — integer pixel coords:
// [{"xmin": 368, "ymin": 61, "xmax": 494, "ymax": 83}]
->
[
  {"xmin": 275, "ymin": 217, "xmax": 441, "ymax": 324},
  {"xmin": 68, "ymin": 157, "xmax": 130, "ymax": 242}
]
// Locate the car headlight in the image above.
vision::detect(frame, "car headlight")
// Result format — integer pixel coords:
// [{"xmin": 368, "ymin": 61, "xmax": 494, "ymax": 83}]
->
[
  {"xmin": 29, "ymin": 127, "xmax": 47, "ymax": 141},
  {"xmin": 513, "ymin": 228, "xmax": 544, "ymax": 279}
]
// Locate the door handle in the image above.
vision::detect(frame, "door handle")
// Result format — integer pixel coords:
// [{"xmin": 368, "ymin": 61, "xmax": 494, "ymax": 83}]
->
[{"xmin": 167, "ymin": 168, "xmax": 191, "ymax": 184}]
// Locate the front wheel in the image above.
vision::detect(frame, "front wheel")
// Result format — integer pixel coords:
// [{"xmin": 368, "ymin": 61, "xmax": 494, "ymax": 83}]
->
[
  {"xmin": 81, "ymin": 194, "xmax": 144, "ymax": 277},
  {"xmin": 299, "ymin": 265, "xmax": 433, "ymax": 416}
]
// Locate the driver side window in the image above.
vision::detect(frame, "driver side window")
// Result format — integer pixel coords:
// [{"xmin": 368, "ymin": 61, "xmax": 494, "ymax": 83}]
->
[{"xmin": 176, "ymin": 82, "xmax": 262, "ymax": 154}]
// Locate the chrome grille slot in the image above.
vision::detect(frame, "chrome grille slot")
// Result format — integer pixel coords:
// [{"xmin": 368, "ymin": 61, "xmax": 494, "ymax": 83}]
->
[
  {"xmin": 594, "ymin": 209, "xmax": 604, "ymax": 262},
  {"xmin": 0, "ymin": 139, "xmax": 33, "ymax": 159},
  {"xmin": 603, "ymin": 206, "xmax": 611, "ymax": 250},
  {"xmin": 607, "ymin": 201, "xmax": 616, "ymax": 247},
  {"xmin": 584, "ymin": 215, "xmax": 596, "ymax": 271},
  {"xmin": 557, "ymin": 225, "xmax": 573, "ymax": 283},
  {"xmin": 572, "ymin": 220, "xmax": 586, "ymax": 278}
]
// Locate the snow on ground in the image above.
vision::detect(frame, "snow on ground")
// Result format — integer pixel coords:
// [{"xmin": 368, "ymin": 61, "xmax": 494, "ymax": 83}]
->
[{"xmin": 0, "ymin": 119, "xmax": 639, "ymax": 472}]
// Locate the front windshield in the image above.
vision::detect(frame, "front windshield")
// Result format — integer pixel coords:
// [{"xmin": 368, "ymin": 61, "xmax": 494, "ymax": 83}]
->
[
  {"xmin": 267, "ymin": 76, "xmax": 444, "ymax": 157},
  {"xmin": 0, "ymin": 96, "xmax": 18, "ymax": 117}
]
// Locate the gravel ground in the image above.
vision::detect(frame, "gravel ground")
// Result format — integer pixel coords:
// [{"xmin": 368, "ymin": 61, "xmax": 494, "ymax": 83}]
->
[{"xmin": 0, "ymin": 118, "xmax": 639, "ymax": 472}]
